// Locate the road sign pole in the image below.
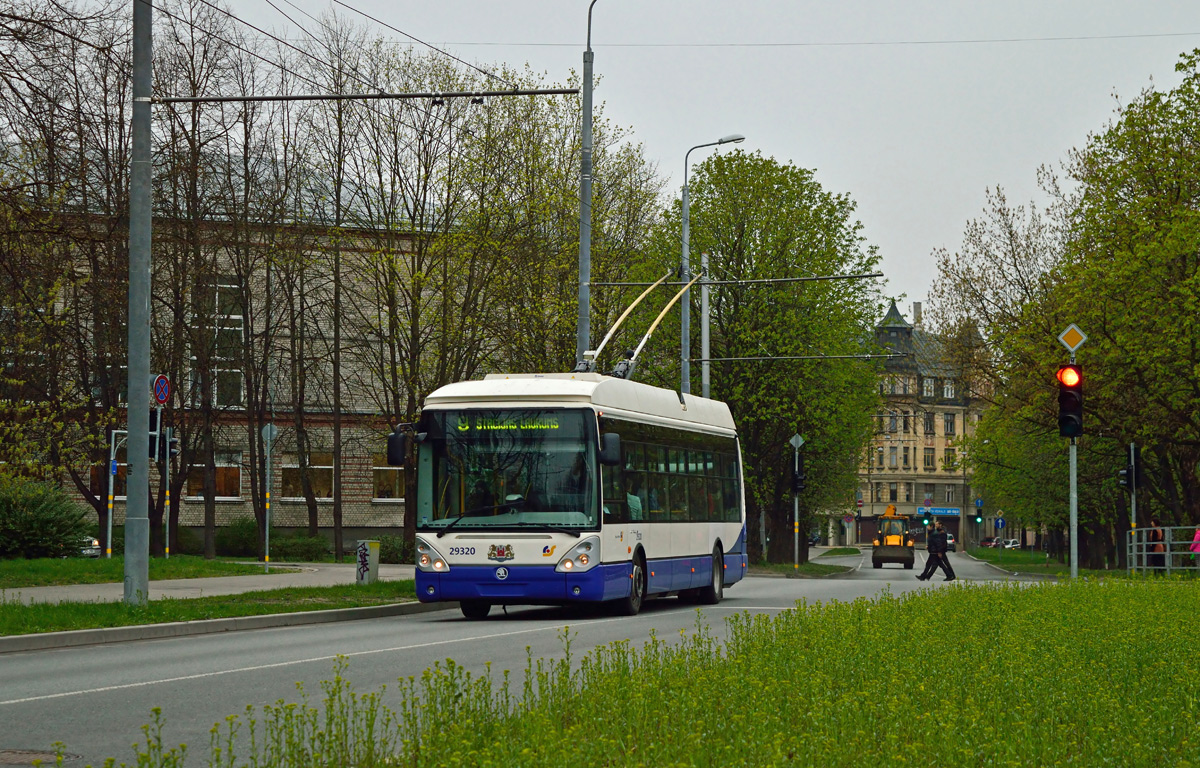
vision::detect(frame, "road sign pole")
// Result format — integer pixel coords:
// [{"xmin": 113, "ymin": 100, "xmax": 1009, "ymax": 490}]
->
[
  {"xmin": 163, "ymin": 426, "xmax": 170, "ymax": 559},
  {"xmin": 1069, "ymin": 437, "xmax": 1078, "ymax": 579},
  {"xmin": 788, "ymin": 434, "xmax": 804, "ymax": 571}
]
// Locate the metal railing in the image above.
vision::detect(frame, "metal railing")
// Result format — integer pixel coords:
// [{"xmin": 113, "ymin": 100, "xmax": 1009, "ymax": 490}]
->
[{"xmin": 1128, "ymin": 527, "xmax": 1200, "ymax": 575}]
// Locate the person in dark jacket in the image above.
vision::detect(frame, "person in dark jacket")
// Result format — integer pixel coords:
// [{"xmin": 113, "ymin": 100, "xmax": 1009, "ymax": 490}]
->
[{"xmin": 917, "ymin": 519, "xmax": 956, "ymax": 581}]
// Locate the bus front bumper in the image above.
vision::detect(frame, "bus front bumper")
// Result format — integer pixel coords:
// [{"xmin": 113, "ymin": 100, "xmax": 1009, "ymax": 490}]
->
[{"xmin": 416, "ymin": 563, "xmax": 633, "ymax": 604}]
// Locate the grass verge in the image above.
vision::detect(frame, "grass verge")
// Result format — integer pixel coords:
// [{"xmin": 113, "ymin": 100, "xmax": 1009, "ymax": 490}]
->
[
  {"xmin": 98, "ymin": 578, "xmax": 1200, "ymax": 767},
  {"xmin": 0, "ymin": 555, "xmax": 294, "ymax": 589},
  {"xmin": 819, "ymin": 546, "xmax": 861, "ymax": 557},
  {"xmin": 0, "ymin": 580, "xmax": 416, "ymax": 636},
  {"xmin": 968, "ymin": 546, "xmax": 1137, "ymax": 577},
  {"xmin": 748, "ymin": 560, "xmax": 851, "ymax": 577}
]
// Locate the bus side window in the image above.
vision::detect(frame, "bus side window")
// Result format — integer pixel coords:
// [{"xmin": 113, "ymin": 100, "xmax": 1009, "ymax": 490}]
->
[{"xmin": 602, "ymin": 464, "xmax": 628, "ymax": 523}]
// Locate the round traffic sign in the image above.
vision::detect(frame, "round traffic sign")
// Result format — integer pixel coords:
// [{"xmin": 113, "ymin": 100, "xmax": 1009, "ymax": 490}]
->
[
  {"xmin": 995, "ymin": 517, "xmax": 1006, "ymax": 530},
  {"xmin": 153, "ymin": 374, "xmax": 170, "ymax": 405},
  {"xmin": 856, "ymin": 499, "xmax": 863, "ymax": 508}
]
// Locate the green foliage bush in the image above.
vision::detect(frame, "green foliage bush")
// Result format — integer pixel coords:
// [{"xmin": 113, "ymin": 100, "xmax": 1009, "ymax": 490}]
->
[
  {"xmin": 108, "ymin": 579, "xmax": 1200, "ymax": 767},
  {"xmin": 174, "ymin": 526, "xmax": 202, "ymax": 556},
  {"xmin": 270, "ymin": 531, "xmax": 329, "ymax": 562},
  {"xmin": 214, "ymin": 516, "xmax": 260, "ymax": 557},
  {"xmin": 0, "ymin": 477, "xmax": 92, "ymax": 558},
  {"xmin": 378, "ymin": 534, "xmax": 412, "ymax": 564}
]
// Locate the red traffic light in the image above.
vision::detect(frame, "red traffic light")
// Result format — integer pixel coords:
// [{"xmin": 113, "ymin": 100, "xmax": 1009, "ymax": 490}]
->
[{"xmin": 1056, "ymin": 365, "xmax": 1081, "ymax": 387}]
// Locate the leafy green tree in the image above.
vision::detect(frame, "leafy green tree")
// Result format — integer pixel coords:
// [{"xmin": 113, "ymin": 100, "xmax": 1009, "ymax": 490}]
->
[{"xmin": 623, "ymin": 151, "xmax": 883, "ymax": 561}]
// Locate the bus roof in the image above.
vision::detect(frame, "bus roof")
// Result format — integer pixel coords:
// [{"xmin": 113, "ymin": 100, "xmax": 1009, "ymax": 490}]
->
[{"xmin": 423, "ymin": 372, "xmax": 736, "ymax": 434}]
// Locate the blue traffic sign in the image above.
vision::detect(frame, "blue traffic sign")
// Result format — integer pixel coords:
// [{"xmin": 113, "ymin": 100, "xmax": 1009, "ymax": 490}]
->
[
  {"xmin": 995, "ymin": 517, "xmax": 1006, "ymax": 530},
  {"xmin": 110, "ymin": 460, "xmax": 117, "ymax": 476},
  {"xmin": 975, "ymin": 498, "xmax": 984, "ymax": 508},
  {"xmin": 154, "ymin": 374, "xmax": 171, "ymax": 405}
]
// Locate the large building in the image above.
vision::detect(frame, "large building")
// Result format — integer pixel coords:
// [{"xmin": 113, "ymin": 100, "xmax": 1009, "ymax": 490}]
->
[{"xmin": 855, "ymin": 301, "xmax": 986, "ymax": 546}]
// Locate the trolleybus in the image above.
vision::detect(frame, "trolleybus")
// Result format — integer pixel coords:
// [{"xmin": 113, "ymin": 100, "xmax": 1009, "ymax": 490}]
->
[{"xmin": 389, "ymin": 372, "xmax": 748, "ymax": 619}]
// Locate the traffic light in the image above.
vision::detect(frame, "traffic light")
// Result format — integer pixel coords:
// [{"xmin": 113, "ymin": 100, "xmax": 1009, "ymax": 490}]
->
[
  {"xmin": 147, "ymin": 409, "xmax": 160, "ymax": 458},
  {"xmin": 921, "ymin": 510, "xmax": 932, "ymax": 526},
  {"xmin": 1117, "ymin": 465, "xmax": 1131, "ymax": 491},
  {"xmin": 974, "ymin": 511, "xmax": 983, "ymax": 524},
  {"xmin": 1056, "ymin": 364, "xmax": 1083, "ymax": 437},
  {"xmin": 790, "ymin": 454, "xmax": 807, "ymax": 494},
  {"xmin": 158, "ymin": 435, "xmax": 179, "ymax": 463}
]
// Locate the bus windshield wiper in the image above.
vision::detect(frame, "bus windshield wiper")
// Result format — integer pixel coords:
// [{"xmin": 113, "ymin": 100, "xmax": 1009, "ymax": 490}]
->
[
  {"xmin": 436, "ymin": 497, "xmax": 526, "ymax": 538},
  {"xmin": 508, "ymin": 521, "xmax": 582, "ymax": 538}
]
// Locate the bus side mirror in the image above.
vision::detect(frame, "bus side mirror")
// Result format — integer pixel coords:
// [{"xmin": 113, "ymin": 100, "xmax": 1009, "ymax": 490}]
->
[
  {"xmin": 387, "ymin": 430, "xmax": 408, "ymax": 467},
  {"xmin": 599, "ymin": 433, "xmax": 621, "ymax": 466}
]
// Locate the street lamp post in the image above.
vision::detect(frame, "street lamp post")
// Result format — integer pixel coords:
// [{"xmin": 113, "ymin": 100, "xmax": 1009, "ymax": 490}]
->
[
  {"xmin": 577, "ymin": 0, "xmax": 600, "ymax": 366},
  {"xmin": 681, "ymin": 134, "xmax": 744, "ymax": 394}
]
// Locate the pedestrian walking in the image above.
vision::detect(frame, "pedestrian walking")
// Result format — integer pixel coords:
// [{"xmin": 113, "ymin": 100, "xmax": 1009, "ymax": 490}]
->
[
  {"xmin": 917, "ymin": 519, "xmax": 956, "ymax": 581},
  {"xmin": 1189, "ymin": 523, "xmax": 1200, "ymax": 565},
  {"xmin": 1148, "ymin": 518, "xmax": 1165, "ymax": 569}
]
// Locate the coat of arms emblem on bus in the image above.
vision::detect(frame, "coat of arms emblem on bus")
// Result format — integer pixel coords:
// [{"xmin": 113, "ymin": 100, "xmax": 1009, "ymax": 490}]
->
[{"xmin": 488, "ymin": 544, "xmax": 515, "ymax": 562}]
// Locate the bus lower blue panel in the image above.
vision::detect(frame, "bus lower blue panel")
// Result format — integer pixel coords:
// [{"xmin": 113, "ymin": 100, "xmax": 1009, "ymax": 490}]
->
[
  {"xmin": 724, "ymin": 552, "xmax": 748, "ymax": 585},
  {"xmin": 417, "ymin": 563, "xmax": 632, "ymax": 604}
]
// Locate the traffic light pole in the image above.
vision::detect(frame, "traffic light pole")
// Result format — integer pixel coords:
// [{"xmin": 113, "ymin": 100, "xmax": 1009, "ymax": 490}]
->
[{"xmin": 1069, "ymin": 436, "xmax": 1078, "ymax": 579}]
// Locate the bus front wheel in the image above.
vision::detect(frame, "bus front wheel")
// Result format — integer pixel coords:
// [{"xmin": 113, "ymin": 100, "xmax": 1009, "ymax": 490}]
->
[
  {"xmin": 698, "ymin": 547, "xmax": 724, "ymax": 605},
  {"xmin": 460, "ymin": 600, "xmax": 491, "ymax": 619},
  {"xmin": 616, "ymin": 554, "xmax": 646, "ymax": 616}
]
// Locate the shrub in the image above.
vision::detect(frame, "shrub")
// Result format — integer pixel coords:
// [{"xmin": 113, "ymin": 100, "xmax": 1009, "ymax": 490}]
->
[
  {"xmin": 0, "ymin": 477, "xmax": 92, "ymax": 558},
  {"xmin": 378, "ymin": 534, "xmax": 412, "ymax": 564},
  {"xmin": 174, "ymin": 526, "xmax": 203, "ymax": 556},
  {"xmin": 270, "ymin": 531, "xmax": 329, "ymax": 562},
  {"xmin": 214, "ymin": 516, "xmax": 261, "ymax": 557}
]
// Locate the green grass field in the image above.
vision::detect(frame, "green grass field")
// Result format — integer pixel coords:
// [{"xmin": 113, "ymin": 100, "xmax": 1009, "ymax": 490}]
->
[
  {"xmin": 101, "ymin": 578, "xmax": 1200, "ymax": 767},
  {"xmin": 0, "ymin": 555, "xmax": 291, "ymax": 589},
  {"xmin": 749, "ymin": 560, "xmax": 852, "ymax": 577},
  {"xmin": 0, "ymin": 581, "xmax": 416, "ymax": 636}
]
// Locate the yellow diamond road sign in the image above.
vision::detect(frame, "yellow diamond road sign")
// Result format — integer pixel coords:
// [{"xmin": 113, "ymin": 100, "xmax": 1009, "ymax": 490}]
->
[{"xmin": 1058, "ymin": 324, "xmax": 1087, "ymax": 353}]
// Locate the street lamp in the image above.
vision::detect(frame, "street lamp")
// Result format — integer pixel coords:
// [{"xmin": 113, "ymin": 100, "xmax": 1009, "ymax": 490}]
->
[
  {"xmin": 681, "ymin": 133, "xmax": 744, "ymax": 394},
  {"xmin": 577, "ymin": 0, "xmax": 600, "ymax": 366}
]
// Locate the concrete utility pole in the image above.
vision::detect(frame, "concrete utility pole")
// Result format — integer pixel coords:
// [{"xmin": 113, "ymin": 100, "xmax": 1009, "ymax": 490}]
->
[
  {"xmin": 125, "ymin": 0, "xmax": 153, "ymax": 606},
  {"xmin": 576, "ymin": 0, "xmax": 599, "ymax": 366}
]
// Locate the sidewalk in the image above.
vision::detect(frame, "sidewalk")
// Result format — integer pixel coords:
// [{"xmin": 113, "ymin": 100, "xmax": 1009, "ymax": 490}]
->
[
  {"xmin": 1, "ymin": 562, "xmax": 438, "ymax": 654},
  {"xmin": 4, "ymin": 562, "xmax": 417, "ymax": 605}
]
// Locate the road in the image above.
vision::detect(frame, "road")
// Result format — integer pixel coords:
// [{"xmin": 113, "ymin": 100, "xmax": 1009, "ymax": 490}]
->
[{"xmin": 0, "ymin": 550, "xmax": 1014, "ymax": 766}]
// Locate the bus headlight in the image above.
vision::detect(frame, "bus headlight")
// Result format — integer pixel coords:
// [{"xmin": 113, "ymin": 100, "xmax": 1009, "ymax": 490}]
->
[
  {"xmin": 416, "ymin": 537, "xmax": 449, "ymax": 573},
  {"xmin": 555, "ymin": 536, "xmax": 600, "ymax": 573}
]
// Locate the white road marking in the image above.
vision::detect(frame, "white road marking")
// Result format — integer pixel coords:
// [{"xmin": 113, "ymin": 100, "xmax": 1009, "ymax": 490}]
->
[{"xmin": 0, "ymin": 615, "xmax": 625, "ymax": 706}]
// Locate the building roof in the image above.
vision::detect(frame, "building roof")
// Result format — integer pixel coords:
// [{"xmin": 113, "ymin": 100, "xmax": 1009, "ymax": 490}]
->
[{"xmin": 879, "ymin": 300, "xmax": 912, "ymax": 329}]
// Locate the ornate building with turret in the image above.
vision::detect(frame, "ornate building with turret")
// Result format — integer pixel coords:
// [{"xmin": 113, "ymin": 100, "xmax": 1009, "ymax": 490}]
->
[{"xmin": 853, "ymin": 301, "xmax": 986, "ymax": 546}]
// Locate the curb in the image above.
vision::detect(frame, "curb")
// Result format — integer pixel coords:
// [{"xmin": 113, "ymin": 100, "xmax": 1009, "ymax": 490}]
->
[{"xmin": 0, "ymin": 601, "xmax": 455, "ymax": 655}]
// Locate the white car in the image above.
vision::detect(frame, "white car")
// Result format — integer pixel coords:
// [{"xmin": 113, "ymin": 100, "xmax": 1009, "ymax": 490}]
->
[
  {"xmin": 1002, "ymin": 539, "xmax": 1020, "ymax": 549},
  {"xmin": 946, "ymin": 533, "xmax": 956, "ymax": 552}
]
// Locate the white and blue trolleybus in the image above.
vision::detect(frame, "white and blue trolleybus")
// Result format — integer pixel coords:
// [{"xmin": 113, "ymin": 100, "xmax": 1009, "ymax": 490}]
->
[{"xmin": 391, "ymin": 372, "xmax": 748, "ymax": 619}]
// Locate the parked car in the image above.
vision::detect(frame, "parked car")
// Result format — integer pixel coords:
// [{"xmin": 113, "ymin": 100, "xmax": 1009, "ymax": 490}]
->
[
  {"xmin": 979, "ymin": 536, "xmax": 997, "ymax": 548},
  {"xmin": 78, "ymin": 536, "xmax": 101, "ymax": 557},
  {"xmin": 808, "ymin": 532, "xmax": 821, "ymax": 546},
  {"xmin": 1003, "ymin": 539, "xmax": 1020, "ymax": 549},
  {"xmin": 946, "ymin": 533, "xmax": 957, "ymax": 552}
]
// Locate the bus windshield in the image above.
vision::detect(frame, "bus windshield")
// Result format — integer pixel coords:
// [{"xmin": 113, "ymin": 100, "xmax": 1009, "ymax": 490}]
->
[{"xmin": 420, "ymin": 408, "xmax": 598, "ymax": 531}]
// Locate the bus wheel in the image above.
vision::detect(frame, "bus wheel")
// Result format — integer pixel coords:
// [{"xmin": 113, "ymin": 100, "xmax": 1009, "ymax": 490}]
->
[
  {"xmin": 698, "ymin": 548, "xmax": 724, "ymax": 605},
  {"xmin": 617, "ymin": 555, "xmax": 646, "ymax": 616},
  {"xmin": 460, "ymin": 600, "xmax": 491, "ymax": 619}
]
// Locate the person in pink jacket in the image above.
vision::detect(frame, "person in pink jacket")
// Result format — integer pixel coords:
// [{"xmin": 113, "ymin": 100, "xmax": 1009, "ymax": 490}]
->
[{"xmin": 1190, "ymin": 524, "xmax": 1200, "ymax": 564}]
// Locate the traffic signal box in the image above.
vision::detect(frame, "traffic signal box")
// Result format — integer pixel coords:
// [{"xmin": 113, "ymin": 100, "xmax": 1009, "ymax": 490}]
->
[
  {"xmin": 974, "ymin": 511, "xmax": 983, "ymax": 524},
  {"xmin": 791, "ymin": 454, "xmax": 807, "ymax": 495},
  {"xmin": 921, "ymin": 510, "xmax": 932, "ymax": 526},
  {"xmin": 1056, "ymin": 364, "xmax": 1083, "ymax": 437}
]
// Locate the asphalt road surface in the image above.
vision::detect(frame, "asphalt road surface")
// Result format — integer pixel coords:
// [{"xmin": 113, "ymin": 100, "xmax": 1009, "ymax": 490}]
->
[{"xmin": 0, "ymin": 550, "xmax": 1013, "ymax": 766}]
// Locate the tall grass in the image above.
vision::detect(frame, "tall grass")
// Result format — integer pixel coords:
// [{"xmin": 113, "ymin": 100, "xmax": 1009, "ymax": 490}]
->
[
  {"xmin": 0, "ymin": 556, "xmax": 287, "ymax": 589},
  {"xmin": 103, "ymin": 579, "xmax": 1200, "ymax": 767}
]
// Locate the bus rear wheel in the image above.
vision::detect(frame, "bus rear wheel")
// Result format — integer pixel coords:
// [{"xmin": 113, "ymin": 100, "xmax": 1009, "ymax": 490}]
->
[
  {"xmin": 616, "ymin": 554, "xmax": 646, "ymax": 616},
  {"xmin": 460, "ymin": 600, "xmax": 491, "ymax": 619},
  {"xmin": 698, "ymin": 548, "xmax": 724, "ymax": 605}
]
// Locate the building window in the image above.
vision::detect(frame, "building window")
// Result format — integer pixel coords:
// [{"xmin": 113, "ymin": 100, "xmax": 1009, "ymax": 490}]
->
[
  {"xmin": 889, "ymin": 377, "xmax": 897, "ymax": 395},
  {"xmin": 923, "ymin": 483, "xmax": 935, "ymax": 504},
  {"xmin": 943, "ymin": 379, "xmax": 955, "ymax": 399},
  {"xmin": 874, "ymin": 483, "xmax": 883, "ymax": 502},
  {"xmin": 903, "ymin": 446, "xmax": 910, "ymax": 468},
  {"xmin": 944, "ymin": 413, "xmax": 956, "ymax": 436},
  {"xmin": 191, "ymin": 276, "xmax": 244, "ymax": 407},
  {"xmin": 902, "ymin": 377, "xmax": 910, "ymax": 395},
  {"xmin": 923, "ymin": 447, "xmax": 936, "ymax": 470},
  {"xmin": 373, "ymin": 454, "xmax": 405, "ymax": 501},
  {"xmin": 904, "ymin": 482, "xmax": 913, "ymax": 502},
  {"xmin": 281, "ymin": 452, "xmax": 333, "ymax": 500},
  {"xmin": 889, "ymin": 413, "xmax": 898, "ymax": 432},
  {"xmin": 888, "ymin": 446, "xmax": 897, "ymax": 468},
  {"xmin": 186, "ymin": 452, "xmax": 242, "ymax": 499},
  {"xmin": 902, "ymin": 411, "xmax": 910, "ymax": 434},
  {"xmin": 923, "ymin": 378, "xmax": 934, "ymax": 398},
  {"xmin": 945, "ymin": 484, "xmax": 956, "ymax": 504},
  {"xmin": 944, "ymin": 448, "xmax": 957, "ymax": 470},
  {"xmin": 877, "ymin": 449, "xmax": 884, "ymax": 468},
  {"xmin": 888, "ymin": 482, "xmax": 898, "ymax": 502},
  {"xmin": 924, "ymin": 412, "xmax": 935, "ymax": 435}
]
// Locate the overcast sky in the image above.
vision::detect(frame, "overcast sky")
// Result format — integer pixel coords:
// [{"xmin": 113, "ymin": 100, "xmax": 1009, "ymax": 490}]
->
[{"xmin": 238, "ymin": 0, "xmax": 1200, "ymax": 318}]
